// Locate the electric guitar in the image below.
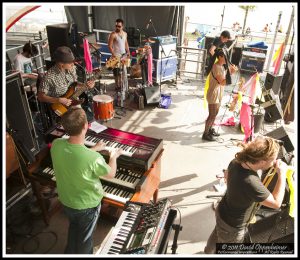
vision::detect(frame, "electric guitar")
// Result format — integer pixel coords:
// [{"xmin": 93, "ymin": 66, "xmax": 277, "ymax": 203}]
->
[
  {"xmin": 51, "ymin": 82, "xmax": 88, "ymax": 116},
  {"xmin": 105, "ymin": 54, "xmax": 130, "ymax": 69},
  {"xmin": 50, "ymin": 67, "xmax": 101, "ymax": 116}
]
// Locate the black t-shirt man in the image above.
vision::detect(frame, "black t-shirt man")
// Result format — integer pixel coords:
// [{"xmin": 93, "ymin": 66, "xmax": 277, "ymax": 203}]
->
[{"xmin": 218, "ymin": 159, "xmax": 270, "ymax": 228}]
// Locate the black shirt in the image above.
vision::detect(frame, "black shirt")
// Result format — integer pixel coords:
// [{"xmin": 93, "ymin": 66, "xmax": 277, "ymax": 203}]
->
[
  {"xmin": 212, "ymin": 37, "xmax": 227, "ymax": 50},
  {"xmin": 218, "ymin": 159, "xmax": 270, "ymax": 228}
]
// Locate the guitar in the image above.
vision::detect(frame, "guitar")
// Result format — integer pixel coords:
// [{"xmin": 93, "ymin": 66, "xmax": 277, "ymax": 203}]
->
[
  {"xmin": 105, "ymin": 54, "xmax": 130, "ymax": 69},
  {"xmin": 51, "ymin": 82, "xmax": 88, "ymax": 116}
]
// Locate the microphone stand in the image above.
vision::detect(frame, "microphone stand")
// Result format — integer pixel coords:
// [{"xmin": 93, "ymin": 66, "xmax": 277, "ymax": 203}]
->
[
  {"xmin": 148, "ymin": 19, "xmax": 166, "ymax": 93},
  {"xmin": 88, "ymin": 42, "xmax": 103, "ymax": 94}
]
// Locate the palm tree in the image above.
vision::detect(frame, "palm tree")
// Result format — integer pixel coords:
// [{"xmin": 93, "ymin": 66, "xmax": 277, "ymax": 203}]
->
[{"xmin": 239, "ymin": 5, "xmax": 257, "ymax": 34}]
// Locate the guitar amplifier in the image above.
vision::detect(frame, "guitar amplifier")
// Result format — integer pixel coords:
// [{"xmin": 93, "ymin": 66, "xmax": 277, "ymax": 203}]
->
[
  {"xmin": 261, "ymin": 96, "xmax": 283, "ymax": 122},
  {"xmin": 240, "ymin": 46, "xmax": 267, "ymax": 73},
  {"xmin": 150, "ymin": 36, "xmax": 177, "ymax": 59}
]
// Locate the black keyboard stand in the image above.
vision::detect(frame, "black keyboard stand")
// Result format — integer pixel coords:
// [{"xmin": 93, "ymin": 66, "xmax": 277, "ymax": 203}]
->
[
  {"xmin": 171, "ymin": 224, "xmax": 183, "ymax": 254},
  {"xmin": 157, "ymin": 209, "xmax": 180, "ymax": 254}
]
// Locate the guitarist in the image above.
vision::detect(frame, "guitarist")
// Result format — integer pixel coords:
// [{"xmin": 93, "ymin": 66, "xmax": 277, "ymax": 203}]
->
[
  {"xmin": 38, "ymin": 46, "xmax": 95, "ymax": 115},
  {"xmin": 108, "ymin": 18, "xmax": 131, "ymax": 91}
]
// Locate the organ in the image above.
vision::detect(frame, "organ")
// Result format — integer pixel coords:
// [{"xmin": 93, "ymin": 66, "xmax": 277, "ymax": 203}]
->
[{"xmin": 27, "ymin": 123, "xmax": 164, "ymax": 224}]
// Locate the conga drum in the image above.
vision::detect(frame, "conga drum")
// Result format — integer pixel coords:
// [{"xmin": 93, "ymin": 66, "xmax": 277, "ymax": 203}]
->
[{"xmin": 93, "ymin": 95, "xmax": 114, "ymax": 121}]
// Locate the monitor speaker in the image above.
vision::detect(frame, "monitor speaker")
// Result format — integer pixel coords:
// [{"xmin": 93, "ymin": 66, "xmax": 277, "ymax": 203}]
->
[
  {"xmin": 264, "ymin": 72, "xmax": 283, "ymax": 95},
  {"xmin": 6, "ymin": 72, "xmax": 39, "ymax": 163},
  {"xmin": 46, "ymin": 23, "xmax": 79, "ymax": 61},
  {"xmin": 143, "ymin": 86, "xmax": 161, "ymax": 105},
  {"xmin": 261, "ymin": 96, "xmax": 283, "ymax": 122},
  {"xmin": 264, "ymin": 126, "xmax": 294, "ymax": 153}
]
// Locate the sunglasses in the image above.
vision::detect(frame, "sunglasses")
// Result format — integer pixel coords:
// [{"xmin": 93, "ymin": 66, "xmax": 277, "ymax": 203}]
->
[{"xmin": 115, "ymin": 25, "xmax": 122, "ymax": 28}]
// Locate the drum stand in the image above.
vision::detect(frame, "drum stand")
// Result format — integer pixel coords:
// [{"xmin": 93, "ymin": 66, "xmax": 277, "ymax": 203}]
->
[{"xmin": 116, "ymin": 62, "xmax": 132, "ymax": 117}]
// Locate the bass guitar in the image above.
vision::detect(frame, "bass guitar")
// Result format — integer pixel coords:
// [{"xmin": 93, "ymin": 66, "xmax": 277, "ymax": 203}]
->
[{"xmin": 51, "ymin": 82, "xmax": 88, "ymax": 116}]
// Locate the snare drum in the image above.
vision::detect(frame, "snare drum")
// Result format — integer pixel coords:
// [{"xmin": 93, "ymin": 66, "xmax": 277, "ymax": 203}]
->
[{"xmin": 93, "ymin": 95, "xmax": 114, "ymax": 121}]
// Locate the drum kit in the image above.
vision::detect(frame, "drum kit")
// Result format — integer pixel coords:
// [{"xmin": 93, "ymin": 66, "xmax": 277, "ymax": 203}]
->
[
  {"xmin": 77, "ymin": 37, "xmax": 155, "ymax": 122},
  {"xmin": 79, "ymin": 40, "xmax": 117, "ymax": 122}
]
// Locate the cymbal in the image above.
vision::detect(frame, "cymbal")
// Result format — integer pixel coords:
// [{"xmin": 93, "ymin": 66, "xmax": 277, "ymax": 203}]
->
[
  {"xmin": 142, "ymin": 39, "xmax": 155, "ymax": 43},
  {"xmin": 80, "ymin": 42, "xmax": 101, "ymax": 49}
]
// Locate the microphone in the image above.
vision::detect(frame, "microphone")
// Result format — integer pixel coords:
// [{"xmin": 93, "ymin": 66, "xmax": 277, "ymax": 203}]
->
[{"xmin": 146, "ymin": 18, "xmax": 152, "ymax": 29}]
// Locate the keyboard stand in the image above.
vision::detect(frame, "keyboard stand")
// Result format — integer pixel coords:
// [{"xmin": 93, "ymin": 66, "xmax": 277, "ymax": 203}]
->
[{"xmin": 27, "ymin": 147, "xmax": 61, "ymax": 226}]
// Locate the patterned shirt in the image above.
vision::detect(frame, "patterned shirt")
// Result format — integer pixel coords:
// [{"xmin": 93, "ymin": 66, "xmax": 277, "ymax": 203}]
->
[{"xmin": 39, "ymin": 64, "xmax": 77, "ymax": 97}]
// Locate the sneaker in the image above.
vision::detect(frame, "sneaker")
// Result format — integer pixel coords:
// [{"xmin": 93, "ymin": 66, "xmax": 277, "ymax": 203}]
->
[
  {"xmin": 209, "ymin": 128, "xmax": 220, "ymax": 136},
  {"xmin": 202, "ymin": 132, "xmax": 216, "ymax": 141}
]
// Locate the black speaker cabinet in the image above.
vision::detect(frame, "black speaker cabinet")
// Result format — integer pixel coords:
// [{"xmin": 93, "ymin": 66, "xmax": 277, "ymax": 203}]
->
[
  {"xmin": 264, "ymin": 72, "xmax": 283, "ymax": 95},
  {"xmin": 262, "ymin": 96, "xmax": 283, "ymax": 122},
  {"xmin": 264, "ymin": 126, "xmax": 294, "ymax": 153},
  {"xmin": 46, "ymin": 23, "xmax": 79, "ymax": 60},
  {"xmin": 143, "ymin": 86, "xmax": 161, "ymax": 105},
  {"xmin": 6, "ymin": 72, "xmax": 39, "ymax": 163}
]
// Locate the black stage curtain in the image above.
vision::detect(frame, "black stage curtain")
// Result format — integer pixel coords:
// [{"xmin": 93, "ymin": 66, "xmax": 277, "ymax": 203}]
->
[{"xmin": 65, "ymin": 6, "xmax": 180, "ymax": 38}]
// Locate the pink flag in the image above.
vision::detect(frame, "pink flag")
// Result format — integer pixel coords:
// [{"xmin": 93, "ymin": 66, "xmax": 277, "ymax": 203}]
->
[
  {"xmin": 240, "ymin": 102, "xmax": 253, "ymax": 143},
  {"xmin": 83, "ymin": 38, "xmax": 93, "ymax": 73},
  {"xmin": 147, "ymin": 50, "xmax": 153, "ymax": 85},
  {"xmin": 273, "ymin": 43, "xmax": 284, "ymax": 75},
  {"xmin": 244, "ymin": 73, "xmax": 258, "ymax": 104}
]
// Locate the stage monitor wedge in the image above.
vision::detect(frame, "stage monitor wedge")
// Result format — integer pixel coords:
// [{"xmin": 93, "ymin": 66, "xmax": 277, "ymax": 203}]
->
[{"xmin": 264, "ymin": 126, "xmax": 294, "ymax": 153}]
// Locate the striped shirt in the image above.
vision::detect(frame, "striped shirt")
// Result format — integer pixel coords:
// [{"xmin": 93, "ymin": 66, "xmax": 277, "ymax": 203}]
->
[{"xmin": 39, "ymin": 64, "xmax": 77, "ymax": 97}]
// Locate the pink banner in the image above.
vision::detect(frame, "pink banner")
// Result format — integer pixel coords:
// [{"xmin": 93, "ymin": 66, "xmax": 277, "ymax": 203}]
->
[
  {"xmin": 83, "ymin": 38, "xmax": 93, "ymax": 73},
  {"xmin": 147, "ymin": 52, "xmax": 153, "ymax": 85},
  {"xmin": 240, "ymin": 102, "xmax": 253, "ymax": 143},
  {"xmin": 274, "ymin": 43, "xmax": 284, "ymax": 75},
  {"xmin": 244, "ymin": 73, "xmax": 258, "ymax": 104}
]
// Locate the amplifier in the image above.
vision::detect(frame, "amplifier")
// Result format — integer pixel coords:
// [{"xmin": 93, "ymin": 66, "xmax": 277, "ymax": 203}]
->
[
  {"xmin": 152, "ymin": 56, "xmax": 177, "ymax": 83},
  {"xmin": 150, "ymin": 36, "xmax": 177, "ymax": 59},
  {"xmin": 240, "ymin": 47, "xmax": 267, "ymax": 73},
  {"xmin": 264, "ymin": 72, "xmax": 283, "ymax": 95},
  {"xmin": 240, "ymin": 55, "xmax": 266, "ymax": 73},
  {"xmin": 261, "ymin": 96, "xmax": 283, "ymax": 122}
]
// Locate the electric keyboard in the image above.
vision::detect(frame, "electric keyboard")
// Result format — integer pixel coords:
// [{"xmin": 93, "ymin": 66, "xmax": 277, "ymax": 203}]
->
[
  {"xmin": 46, "ymin": 125, "xmax": 163, "ymax": 171},
  {"xmin": 98, "ymin": 199, "xmax": 174, "ymax": 254}
]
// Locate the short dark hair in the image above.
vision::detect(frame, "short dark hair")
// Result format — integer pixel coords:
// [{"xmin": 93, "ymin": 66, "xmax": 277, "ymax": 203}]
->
[
  {"xmin": 116, "ymin": 18, "xmax": 124, "ymax": 25},
  {"xmin": 220, "ymin": 30, "xmax": 231, "ymax": 39},
  {"xmin": 23, "ymin": 42, "xmax": 38, "ymax": 56}
]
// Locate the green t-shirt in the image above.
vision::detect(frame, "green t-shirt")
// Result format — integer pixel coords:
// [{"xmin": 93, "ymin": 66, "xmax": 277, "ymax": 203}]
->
[{"xmin": 50, "ymin": 138, "xmax": 111, "ymax": 209}]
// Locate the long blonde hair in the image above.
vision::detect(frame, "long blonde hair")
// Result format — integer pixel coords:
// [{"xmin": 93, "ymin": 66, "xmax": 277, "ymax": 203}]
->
[{"xmin": 235, "ymin": 136, "xmax": 280, "ymax": 164}]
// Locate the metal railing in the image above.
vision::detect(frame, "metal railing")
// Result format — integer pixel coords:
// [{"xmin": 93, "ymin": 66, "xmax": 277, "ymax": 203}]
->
[
  {"xmin": 177, "ymin": 46, "xmax": 207, "ymax": 81},
  {"xmin": 6, "ymin": 38, "xmax": 49, "ymax": 74}
]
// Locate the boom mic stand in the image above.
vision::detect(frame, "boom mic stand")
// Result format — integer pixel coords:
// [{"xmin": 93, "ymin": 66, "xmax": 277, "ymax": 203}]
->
[{"xmin": 213, "ymin": 70, "xmax": 241, "ymax": 139}]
